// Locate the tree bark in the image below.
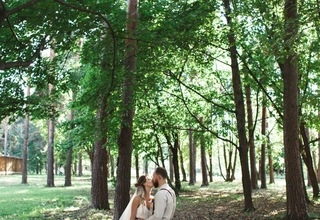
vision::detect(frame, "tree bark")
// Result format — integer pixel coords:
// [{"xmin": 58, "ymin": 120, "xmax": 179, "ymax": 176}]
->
[
  {"xmin": 91, "ymin": 96, "xmax": 110, "ymax": 210},
  {"xmin": 283, "ymin": 0, "xmax": 309, "ymax": 218},
  {"xmin": 47, "ymin": 82, "xmax": 55, "ymax": 187},
  {"xmin": 200, "ymin": 124, "xmax": 209, "ymax": 187},
  {"xmin": 22, "ymin": 85, "xmax": 30, "ymax": 184},
  {"xmin": 78, "ymin": 152, "xmax": 82, "ymax": 177},
  {"xmin": 318, "ymin": 131, "xmax": 320, "ymax": 183},
  {"xmin": 208, "ymin": 145, "xmax": 213, "ymax": 182},
  {"xmin": 65, "ymin": 91, "xmax": 76, "ymax": 187},
  {"xmin": 172, "ymin": 132, "xmax": 181, "ymax": 191},
  {"xmin": 245, "ymin": 85, "xmax": 258, "ymax": 189},
  {"xmin": 114, "ymin": 0, "xmax": 138, "ymax": 218},
  {"xmin": 260, "ymin": 102, "xmax": 267, "ymax": 189},
  {"xmin": 189, "ymin": 129, "xmax": 196, "ymax": 185},
  {"xmin": 299, "ymin": 122, "xmax": 319, "ymax": 199},
  {"xmin": 179, "ymin": 144, "xmax": 187, "ymax": 181},
  {"xmin": 223, "ymin": 0, "xmax": 254, "ymax": 211}
]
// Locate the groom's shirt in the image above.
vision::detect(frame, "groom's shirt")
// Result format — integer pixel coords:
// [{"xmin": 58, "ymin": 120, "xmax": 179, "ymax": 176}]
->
[{"xmin": 146, "ymin": 183, "xmax": 176, "ymax": 220}]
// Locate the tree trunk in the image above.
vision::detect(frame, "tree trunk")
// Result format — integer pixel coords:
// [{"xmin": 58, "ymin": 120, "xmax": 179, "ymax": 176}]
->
[
  {"xmin": 64, "ymin": 147, "xmax": 73, "ymax": 186},
  {"xmin": 92, "ymin": 96, "xmax": 110, "ymax": 210},
  {"xmin": 65, "ymin": 91, "xmax": 75, "ymax": 187},
  {"xmin": 318, "ymin": 130, "xmax": 320, "ymax": 183},
  {"xmin": 299, "ymin": 122, "xmax": 319, "ymax": 199},
  {"xmin": 231, "ymin": 147, "xmax": 237, "ymax": 181},
  {"xmin": 169, "ymin": 152, "xmax": 174, "ymax": 181},
  {"xmin": 22, "ymin": 85, "xmax": 30, "ymax": 184},
  {"xmin": 179, "ymin": 144, "xmax": 187, "ymax": 181},
  {"xmin": 200, "ymin": 127, "xmax": 209, "ymax": 187},
  {"xmin": 260, "ymin": 102, "xmax": 267, "ymax": 189},
  {"xmin": 283, "ymin": 0, "xmax": 309, "ymax": 218},
  {"xmin": 47, "ymin": 82, "xmax": 55, "ymax": 187},
  {"xmin": 245, "ymin": 84, "xmax": 258, "ymax": 189},
  {"xmin": 114, "ymin": 0, "xmax": 138, "ymax": 218},
  {"xmin": 208, "ymin": 145, "xmax": 213, "ymax": 182},
  {"xmin": 78, "ymin": 152, "xmax": 82, "ymax": 177},
  {"xmin": 223, "ymin": 0, "xmax": 254, "ymax": 211},
  {"xmin": 189, "ymin": 129, "xmax": 196, "ymax": 185},
  {"xmin": 172, "ymin": 132, "xmax": 181, "ymax": 191},
  {"xmin": 268, "ymin": 137, "xmax": 275, "ymax": 184}
]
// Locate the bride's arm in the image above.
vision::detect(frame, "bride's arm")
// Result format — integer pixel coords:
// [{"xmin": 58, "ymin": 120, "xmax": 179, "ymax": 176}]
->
[{"xmin": 130, "ymin": 196, "xmax": 141, "ymax": 220}]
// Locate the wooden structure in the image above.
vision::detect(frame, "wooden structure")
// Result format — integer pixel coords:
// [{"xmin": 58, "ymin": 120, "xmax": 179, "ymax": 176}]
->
[{"xmin": 0, "ymin": 156, "xmax": 22, "ymax": 174}]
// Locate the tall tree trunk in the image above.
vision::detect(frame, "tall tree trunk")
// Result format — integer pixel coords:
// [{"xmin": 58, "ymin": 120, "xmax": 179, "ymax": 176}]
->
[
  {"xmin": 47, "ymin": 48, "xmax": 55, "ymax": 187},
  {"xmin": 283, "ymin": 0, "xmax": 309, "ymax": 218},
  {"xmin": 260, "ymin": 101, "xmax": 267, "ymax": 189},
  {"xmin": 189, "ymin": 129, "xmax": 196, "ymax": 185},
  {"xmin": 144, "ymin": 157, "xmax": 148, "ymax": 174},
  {"xmin": 47, "ymin": 83, "xmax": 55, "ymax": 187},
  {"xmin": 318, "ymin": 132, "xmax": 320, "ymax": 183},
  {"xmin": 65, "ymin": 147, "xmax": 73, "ymax": 186},
  {"xmin": 208, "ymin": 145, "xmax": 213, "ymax": 182},
  {"xmin": 65, "ymin": 91, "xmax": 76, "ymax": 187},
  {"xmin": 245, "ymin": 84, "xmax": 258, "ymax": 189},
  {"xmin": 318, "ymin": 131, "xmax": 320, "ymax": 183},
  {"xmin": 114, "ymin": 0, "xmax": 138, "ymax": 219},
  {"xmin": 223, "ymin": 0, "xmax": 254, "ymax": 211},
  {"xmin": 92, "ymin": 96, "xmax": 110, "ymax": 210},
  {"xmin": 78, "ymin": 152, "xmax": 82, "ymax": 177},
  {"xmin": 268, "ymin": 136, "xmax": 275, "ymax": 184},
  {"xmin": 179, "ymin": 144, "xmax": 187, "ymax": 181},
  {"xmin": 172, "ymin": 132, "xmax": 181, "ymax": 191},
  {"xmin": 22, "ymin": 85, "xmax": 30, "ymax": 184},
  {"xmin": 169, "ymin": 152, "xmax": 174, "ymax": 181},
  {"xmin": 200, "ymin": 124, "xmax": 208, "ymax": 187},
  {"xmin": 299, "ymin": 122, "xmax": 319, "ymax": 199}
]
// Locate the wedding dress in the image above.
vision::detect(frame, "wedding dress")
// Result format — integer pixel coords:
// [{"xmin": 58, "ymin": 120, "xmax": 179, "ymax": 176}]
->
[{"xmin": 119, "ymin": 193, "xmax": 152, "ymax": 220}]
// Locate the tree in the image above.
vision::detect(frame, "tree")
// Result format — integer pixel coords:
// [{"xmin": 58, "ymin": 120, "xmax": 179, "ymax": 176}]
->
[
  {"xmin": 245, "ymin": 82, "xmax": 258, "ymax": 189},
  {"xmin": 260, "ymin": 100, "xmax": 267, "ymax": 189},
  {"xmin": 283, "ymin": 0, "xmax": 309, "ymax": 218},
  {"xmin": 91, "ymin": 96, "xmax": 110, "ymax": 209},
  {"xmin": 64, "ymin": 91, "xmax": 76, "ymax": 187},
  {"xmin": 188, "ymin": 129, "xmax": 196, "ymax": 185},
  {"xmin": 199, "ymin": 118, "xmax": 209, "ymax": 187},
  {"xmin": 114, "ymin": 0, "xmax": 138, "ymax": 218},
  {"xmin": 223, "ymin": 0, "xmax": 254, "ymax": 211},
  {"xmin": 22, "ymin": 85, "xmax": 30, "ymax": 184}
]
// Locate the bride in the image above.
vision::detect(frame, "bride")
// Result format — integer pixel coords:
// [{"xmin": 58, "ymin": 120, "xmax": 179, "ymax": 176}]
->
[{"xmin": 119, "ymin": 175, "xmax": 154, "ymax": 220}]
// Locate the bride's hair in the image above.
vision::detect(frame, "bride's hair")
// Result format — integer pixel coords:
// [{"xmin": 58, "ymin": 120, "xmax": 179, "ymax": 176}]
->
[{"xmin": 134, "ymin": 175, "xmax": 147, "ymax": 204}]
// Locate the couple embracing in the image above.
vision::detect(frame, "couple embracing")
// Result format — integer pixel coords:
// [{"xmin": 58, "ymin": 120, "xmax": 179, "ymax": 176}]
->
[{"xmin": 119, "ymin": 167, "xmax": 176, "ymax": 220}]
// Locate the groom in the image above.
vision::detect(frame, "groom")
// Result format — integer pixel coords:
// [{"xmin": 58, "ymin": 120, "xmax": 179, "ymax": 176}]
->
[{"xmin": 145, "ymin": 167, "xmax": 176, "ymax": 220}]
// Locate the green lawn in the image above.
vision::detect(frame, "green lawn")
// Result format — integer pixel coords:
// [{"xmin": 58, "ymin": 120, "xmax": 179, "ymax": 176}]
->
[
  {"xmin": 0, "ymin": 175, "xmax": 99, "ymax": 219},
  {"xmin": 1, "ymin": 175, "xmax": 319, "ymax": 220}
]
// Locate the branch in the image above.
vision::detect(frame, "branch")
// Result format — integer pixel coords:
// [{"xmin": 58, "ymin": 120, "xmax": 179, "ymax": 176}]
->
[
  {"xmin": 0, "ymin": 38, "xmax": 46, "ymax": 70},
  {"xmin": 165, "ymin": 70, "xmax": 235, "ymax": 113},
  {"xmin": 0, "ymin": 0, "xmax": 41, "ymax": 25},
  {"xmin": 53, "ymin": 0, "xmax": 116, "ymax": 98}
]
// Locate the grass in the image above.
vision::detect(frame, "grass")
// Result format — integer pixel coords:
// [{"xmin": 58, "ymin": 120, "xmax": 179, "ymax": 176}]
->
[
  {"xmin": 0, "ymin": 175, "xmax": 95, "ymax": 219},
  {"xmin": 0, "ymin": 175, "xmax": 319, "ymax": 219}
]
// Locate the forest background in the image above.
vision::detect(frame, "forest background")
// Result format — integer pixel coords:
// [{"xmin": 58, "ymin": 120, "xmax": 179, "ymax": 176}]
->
[{"xmin": 0, "ymin": 0, "xmax": 320, "ymax": 219}]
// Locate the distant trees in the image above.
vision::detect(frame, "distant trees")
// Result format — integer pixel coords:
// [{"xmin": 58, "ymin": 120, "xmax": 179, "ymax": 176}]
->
[{"xmin": 2, "ymin": 0, "xmax": 320, "ymax": 219}]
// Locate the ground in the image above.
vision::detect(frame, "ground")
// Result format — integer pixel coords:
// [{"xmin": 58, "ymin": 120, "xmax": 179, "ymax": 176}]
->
[{"xmin": 44, "ymin": 180, "xmax": 320, "ymax": 220}]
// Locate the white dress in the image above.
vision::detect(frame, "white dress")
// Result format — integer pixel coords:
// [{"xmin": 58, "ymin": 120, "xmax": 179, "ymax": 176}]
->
[
  {"xmin": 136, "ymin": 200, "xmax": 152, "ymax": 219},
  {"xmin": 119, "ymin": 193, "xmax": 153, "ymax": 220}
]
